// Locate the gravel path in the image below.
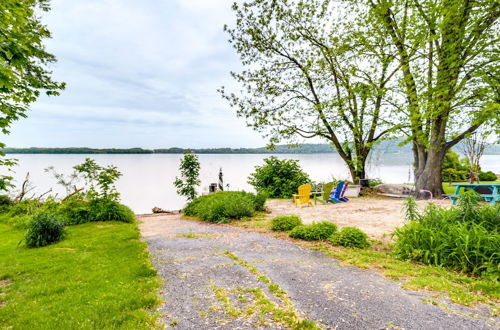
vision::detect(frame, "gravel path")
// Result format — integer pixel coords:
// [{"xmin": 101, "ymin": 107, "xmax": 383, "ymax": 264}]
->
[{"xmin": 139, "ymin": 214, "xmax": 498, "ymax": 330}]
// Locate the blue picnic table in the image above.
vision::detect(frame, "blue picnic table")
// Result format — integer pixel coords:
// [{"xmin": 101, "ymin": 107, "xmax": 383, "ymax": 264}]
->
[{"xmin": 447, "ymin": 183, "xmax": 500, "ymax": 205}]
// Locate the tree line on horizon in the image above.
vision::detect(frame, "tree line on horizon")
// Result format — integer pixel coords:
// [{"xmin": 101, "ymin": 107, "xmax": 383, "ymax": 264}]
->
[{"xmin": 3, "ymin": 139, "xmax": 500, "ymax": 155}]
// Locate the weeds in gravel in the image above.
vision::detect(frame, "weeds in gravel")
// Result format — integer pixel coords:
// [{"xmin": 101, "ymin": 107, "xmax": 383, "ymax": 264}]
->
[{"xmin": 222, "ymin": 251, "xmax": 319, "ymax": 329}]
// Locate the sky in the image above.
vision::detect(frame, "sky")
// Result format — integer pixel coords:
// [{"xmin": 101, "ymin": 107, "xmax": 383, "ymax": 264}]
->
[{"xmin": 4, "ymin": 0, "xmax": 267, "ymax": 149}]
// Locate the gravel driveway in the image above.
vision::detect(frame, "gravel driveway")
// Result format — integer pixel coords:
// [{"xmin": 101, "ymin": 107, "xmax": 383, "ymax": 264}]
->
[{"xmin": 139, "ymin": 214, "xmax": 498, "ymax": 330}]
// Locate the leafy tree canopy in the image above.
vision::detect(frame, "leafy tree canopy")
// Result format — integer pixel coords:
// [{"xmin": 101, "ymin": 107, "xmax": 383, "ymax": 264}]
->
[
  {"xmin": 221, "ymin": 0, "xmax": 402, "ymax": 182},
  {"xmin": 0, "ymin": 0, "xmax": 65, "ymax": 190}
]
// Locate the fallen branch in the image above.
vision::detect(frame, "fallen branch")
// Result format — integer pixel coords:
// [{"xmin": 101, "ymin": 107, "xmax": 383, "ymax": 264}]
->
[
  {"xmin": 62, "ymin": 187, "xmax": 84, "ymax": 202},
  {"xmin": 35, "ymin": 189, "xmax": 53, "ymax": 203}
]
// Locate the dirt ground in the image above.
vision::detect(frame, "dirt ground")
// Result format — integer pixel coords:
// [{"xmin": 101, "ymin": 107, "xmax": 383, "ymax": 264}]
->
[{"xmin": 265, "ymin": 197, "xmax": 450, "ymax": 239}]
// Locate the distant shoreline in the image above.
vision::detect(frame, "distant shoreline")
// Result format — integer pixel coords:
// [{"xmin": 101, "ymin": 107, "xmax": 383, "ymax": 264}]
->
[
  {"xmin": 2, "ymin": 140, "xmax": 499, "ymax": 155},
  {"xmin": 2, "ymin": 147, "xmax": 340, "ymax": 155}
]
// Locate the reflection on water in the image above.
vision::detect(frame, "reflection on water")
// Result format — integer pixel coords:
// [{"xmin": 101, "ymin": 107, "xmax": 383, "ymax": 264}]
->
[{"xmin": 2, "ymin": 153, "xmax": 499, "ymax": 213}]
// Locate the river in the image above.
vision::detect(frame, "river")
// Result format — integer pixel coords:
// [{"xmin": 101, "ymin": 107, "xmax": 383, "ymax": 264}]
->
[{"xmin": 2, "ymin": 153, "xmax": 499, "ymax": 213}]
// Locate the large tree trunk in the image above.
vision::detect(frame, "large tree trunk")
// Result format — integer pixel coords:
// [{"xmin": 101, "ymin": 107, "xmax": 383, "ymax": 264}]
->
[
  {"xmin": 346, "ymin": 157, "xmax": 367, "ymax": 184},
  {"xmin": 414, "ymin": 146, "xmax": 446, "ymax": 197}
]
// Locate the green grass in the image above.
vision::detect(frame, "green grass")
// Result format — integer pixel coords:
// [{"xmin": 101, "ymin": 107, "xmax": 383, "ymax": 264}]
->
[
  {"xmin": 0, "ymin": 222, "xmax": 161, "ymax": 329},
  {"xmin": 442, "ymin": 180, "xmax": 500, "ymax": 195}
]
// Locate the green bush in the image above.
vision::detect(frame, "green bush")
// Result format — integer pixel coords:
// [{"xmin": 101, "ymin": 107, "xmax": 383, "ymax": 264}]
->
[
  {"xmin": 393, "ymin": 194, "xmax": 500, "ymax": 278},
  {"xmin": 0, "ymin": 214, "xmax": 32, "ymax": 229},
  {"xmin": 479, "ymin": 171, "xmax": 497, "ymax": 181},
  {"xmin": 0, "ymin": 194, "xmax": 12, "ymax": 212},
  {"xmin": 248, "ymin": 156, "xmax": 311, "ymax": 198},
  {"xmin": 0, "ymin": 199, "xmax": 42, "ymax": 229},
  {"xmin": 330, "ymin": 227, "xmax": 370, "ymax": 248},
  {"xmin": 57, "ymin": 198, "xmax": 91, "ymax": 225},
  {"xmin": 289, "ymin": 221, "xmax": 337, "ymax": 241},
  {"xmin": 271, "ymin": 215, "xmax": 302, "ymax": 231},
  {"xmin": 184, "ymin": 191, "xmax": 266, "ymax": 223},
  {"xmin": 368, "ymin": 178, "xmax": 384, "ymax": 187},
  {"xmin": 24, "ymin": 213, "xmax": 66, "ymax": 248},
  {"xmin": 7, "ymin": 199, "xmax": 39, "ymax": 217},
  {"xmin": 87, "ymin": 198, "xmax": 135, "ymax": 223},
  {"xmin": 253, "ymin": 192, "xmax": 268, "ymax": 211},
  {"xmin": 441, "ymin": 150, "xmax": 469, "ymax": 182}
]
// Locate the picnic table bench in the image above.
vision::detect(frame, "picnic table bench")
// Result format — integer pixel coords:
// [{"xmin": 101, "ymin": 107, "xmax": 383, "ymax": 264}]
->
[{"xmin": 446, "ymin": 183, "xmax": 500, "ymax": 206}]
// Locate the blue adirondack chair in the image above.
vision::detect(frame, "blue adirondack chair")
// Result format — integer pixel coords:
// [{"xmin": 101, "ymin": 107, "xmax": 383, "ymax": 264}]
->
[
  {"xmin": 339, "ymin": 182, "xmax": 349, "ymax": 202},
  {"xmin": 329, "ymin": 181, "xmax": 345, "ymax": 203}
]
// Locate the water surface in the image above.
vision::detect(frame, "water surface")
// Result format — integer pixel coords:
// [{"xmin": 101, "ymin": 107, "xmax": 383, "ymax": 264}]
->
[{"xmin": 3, "ymin": 153, "xmax": 499, "ymax": 213}]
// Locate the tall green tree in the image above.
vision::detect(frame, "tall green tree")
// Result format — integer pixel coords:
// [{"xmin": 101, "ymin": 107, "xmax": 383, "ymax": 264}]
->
[
  {"xmin": 0, "ymin": 0, "xmax": 65, "ymax": 189},
  {"xmin": 362, "ymin": 0, "xmax": 500, "ymax": 195},
  {"xmin": 220, "ymin": 0, "xmax": 401, "ymax": 182}
]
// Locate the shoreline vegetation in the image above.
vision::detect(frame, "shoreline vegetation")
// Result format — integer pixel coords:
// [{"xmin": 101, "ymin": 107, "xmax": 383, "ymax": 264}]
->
[{"xmin": 3, "ymin": 139, "xmax": 500, "ymax": 155}]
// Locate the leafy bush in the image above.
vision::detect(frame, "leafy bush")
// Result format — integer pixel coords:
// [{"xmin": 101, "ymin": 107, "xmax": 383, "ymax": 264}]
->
[
  {"xmin": 271, "ymin": 215, "xmax": 302, "ymax": 231},
  {"xmin": 87, "ymin": 199, "xmax": 135, "ymax": 223},
  {"xmin": 7, "ymin": 199, "xmax": 39, "ymax": 217},
  {"xmin": 289, "ymin": 221, "xmax": 337, "ymax": 241},
  {"xmin": 24, "ymin": 213, "xmax": 66, "ymax": 248},
  {"xmin": 0, "ymin": 194, "xmax": 12, "ymax": 210},
  {"xmin": 330, "ymin": 227, "xmax": 370, "ymax": 248},
  {"xmin": 368, "ymin": 178, "xmax": 384, "ymax": 187},
  {"xmin": 248, "ymin": 156, "xmax": 311, "ymax": 198},
  {"xmin": 253, "ymin": 192, "xmax": 268, "ymax": 211},
  {"xmin": 57, "ymin": 198, "xmax": 91, "ymax": 225},
  {"xmin": 173, "ymin": 150, "xmax": 201, "ymax": 201},
  {"xmin": 479, "ymin": 171, "xmax": 497, "ymax": 181},
  {"xmin": 184, "ymin": 191, "xmax": 266, "ymax": 223},
  {"xmin": 394, "ymin": 193, "xmax": 500, "ymax": 277},
  {"xmin": 441, "ymin": 150, "xmax": 469, "ymax": 182},
  {"xmin": 73, "ymin": 158, "xmax": 123, "ymax": 201},
  {"xmin": 0, "ymin": 199, "xmax": 44, "ymax": 229}
]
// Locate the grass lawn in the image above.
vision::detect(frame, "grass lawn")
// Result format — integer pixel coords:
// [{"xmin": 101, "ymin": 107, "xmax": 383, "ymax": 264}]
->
[
  {"xmin": 0, "ymin": 222, "xmax": 161, "ymax": 329},
  {"xmin": 228, "ymin": 216, "xmax": 499, "ymax": 315},
  {"xmin": 442, "ymin": 180, "xmax": 500, "ymax": 195}
]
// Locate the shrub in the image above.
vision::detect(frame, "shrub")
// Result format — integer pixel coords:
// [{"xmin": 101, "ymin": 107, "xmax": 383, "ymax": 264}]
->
[
  {"xmin": 330, "ymin": 227, "xmax": 370, "ymax": 248},
  {"xmin": 479, "ymin": 170, "xmax": 497, "ymax": 181},
  {"xmin": 253, "ymin": 192, "xmax": 268, "ymax": 211},
  {"xmin": 289, "ymin": 221, "xmax": 337, "ymax": 241},
  {"xmin": 0, "ymin": 195, "xmax": 12, "ymax": 217},
  {"xmin": 24, "ymin": 212, "xmax": 66, "ymax": 248},
  {"xmin": 368, "ymin": 178, "xmax": 384, "ymax": 187},
  {"xmin": 271, "ymin": 215, "xmax": 302, "ymax": 231},
  {"xmin": 88, "ymin": 198, "xmax": 135, "ymax": 223},
  {"xmin": 73, "ymin": 158, "xmax": 123, "ymax": 200},
  {"xmin": 394, "ymin": 194, "xmax": 500, "ymax": 277},
  {"xmin": 0, "ymin": 214, "xmax": 32, "ymax": 229},
  {"xmin": 8, "ymin": 199, "xmax": 39, "ymax": 217},
  {"xmin": 183, "ymin": 191, "xmax": 266, "ymax": 223},
  {"xmin": 248, "ymin": 156, "xmax": 311, "ymax": 198},
  {"xmin": 441, "ymin": 150, "xmax": 469, "ymax": 181},
  {"xmin": 57, "ymin": 198, "xmax": 91, "ymax": 225},
  {"xmin": 173, "ymin": 150, "xmax": 201, "ymax": 202},
  {"xmin": 0, "ymin": 199, "xmax": 42, "ymax": 229}
]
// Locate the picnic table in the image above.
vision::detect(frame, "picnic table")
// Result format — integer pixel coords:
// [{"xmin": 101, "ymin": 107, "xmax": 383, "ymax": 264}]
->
[{"xmin": 448, "ymin": 183, "xmax": 500, "ymax": 205}]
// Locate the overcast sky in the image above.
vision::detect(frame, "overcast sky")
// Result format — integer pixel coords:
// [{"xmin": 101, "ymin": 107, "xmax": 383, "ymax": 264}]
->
[{"xmin": 4, "ymin": 0, "xmax": 267, "ymax": 149}]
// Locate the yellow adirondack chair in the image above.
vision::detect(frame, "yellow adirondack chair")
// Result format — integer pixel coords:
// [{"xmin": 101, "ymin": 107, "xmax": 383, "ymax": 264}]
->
[{"xmin": 293, "ymin": 184, "xmax": 313, "ymax": 208}]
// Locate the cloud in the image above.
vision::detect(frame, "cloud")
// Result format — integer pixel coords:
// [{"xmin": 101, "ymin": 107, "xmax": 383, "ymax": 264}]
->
[{"xmin": 3, "ymin": 0, "xmax": 264, "ymax": 148}]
